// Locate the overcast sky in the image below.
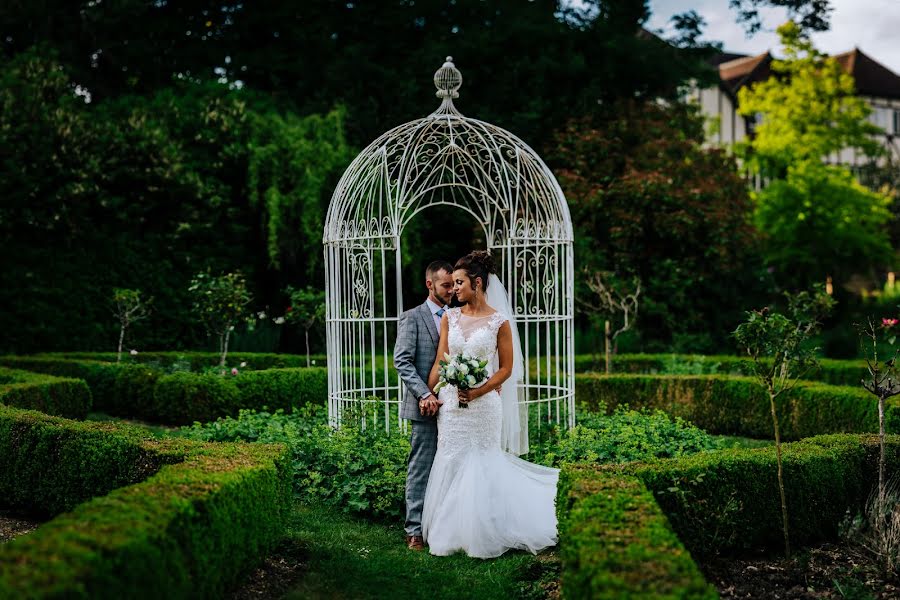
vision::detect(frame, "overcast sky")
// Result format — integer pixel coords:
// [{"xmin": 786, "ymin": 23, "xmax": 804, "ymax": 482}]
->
[{"xmin": 645, "ymin": 0, "xmax": 900, "ymax": 73}]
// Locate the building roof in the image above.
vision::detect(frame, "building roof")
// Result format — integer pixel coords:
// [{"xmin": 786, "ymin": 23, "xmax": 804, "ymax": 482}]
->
[
  {"xmin": 717, "ymin": 52, "xmax": 772, "ymax": 96},
  {"xmin": 711, "ymin": 47, "xmax": 900, "ymax": 100},
  {"xmin": 833, "ymin": 48, "xmax": 900, "ymax": 100}
]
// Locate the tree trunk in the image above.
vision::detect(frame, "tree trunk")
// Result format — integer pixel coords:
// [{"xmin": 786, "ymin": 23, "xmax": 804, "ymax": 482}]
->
[
  {"xmin": 305, "ymin": 328, "xmax": 311, "ymax": 368},
  {"xmin": 117, "ymin": 324, "xmax": 126, "ymax": 363},
  {"xmin": 605, "ymin": 320, "xmax": 611, "ymax": 375},
  {"xmin": 879, "ymin": 394, "xmax": 886, "ymax": 507},
  {"xmin": 221, "ymin": 329, "xmax": 232, "ymax": 367},
  {"xmin": 770, "ymin": 390, "xmax": 791, "ymax": 558}
]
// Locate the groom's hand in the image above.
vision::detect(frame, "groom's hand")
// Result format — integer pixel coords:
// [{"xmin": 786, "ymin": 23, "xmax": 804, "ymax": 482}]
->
[{"xmin": 419, "ymin": 394, "xmax": 440, "ymax": 417}]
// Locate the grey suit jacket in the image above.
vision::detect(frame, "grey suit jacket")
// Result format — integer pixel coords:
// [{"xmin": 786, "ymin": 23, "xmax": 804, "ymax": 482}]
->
[{"xmin": 394, "ymin": 302, "xmax": 440, "ymax": 422}]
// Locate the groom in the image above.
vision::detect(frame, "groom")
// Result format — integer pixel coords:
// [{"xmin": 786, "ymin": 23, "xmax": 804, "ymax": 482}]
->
[{"xmin": 394, "ymin": 260, "xmax": 455, "ymax": 551}]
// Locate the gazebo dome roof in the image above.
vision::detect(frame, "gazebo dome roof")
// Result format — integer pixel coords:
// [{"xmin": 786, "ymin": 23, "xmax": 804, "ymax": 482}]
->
[{"xmin": 324, "ymin": 57, "xmax": 573, "ymax": 246}]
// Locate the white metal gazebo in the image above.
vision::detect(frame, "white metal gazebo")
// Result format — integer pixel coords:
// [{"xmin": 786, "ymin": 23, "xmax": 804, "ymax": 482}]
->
[{"xmin": 323, "ymin": 57, "xmax": 575, "ymax": 432}]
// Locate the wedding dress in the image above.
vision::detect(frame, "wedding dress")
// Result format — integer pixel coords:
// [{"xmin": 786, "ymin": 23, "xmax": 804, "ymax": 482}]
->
[{"xmin": 421, "ymin": 307, "xmax": 559, "ymax": 558}]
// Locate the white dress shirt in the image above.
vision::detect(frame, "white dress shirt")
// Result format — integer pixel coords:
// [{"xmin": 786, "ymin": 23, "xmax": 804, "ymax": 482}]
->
[
  {"xmin": 420, "ymin": 298, "xmax": 448, "ymax": 401},
  {"xmin": 425, "ymin": 298, "xmax": 448, "ymax": 333}
]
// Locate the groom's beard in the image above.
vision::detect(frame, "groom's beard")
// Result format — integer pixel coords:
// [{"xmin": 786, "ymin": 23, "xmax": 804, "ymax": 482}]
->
[{"xmin": 448, "ymin": 294, "xmax": 464, "ymax": 308}]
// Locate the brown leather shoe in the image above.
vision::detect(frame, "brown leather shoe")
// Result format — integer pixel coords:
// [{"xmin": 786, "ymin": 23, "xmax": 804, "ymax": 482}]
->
[{"xmin": 405, "ymin": 534, "xmax": 425, "ymax": 551}]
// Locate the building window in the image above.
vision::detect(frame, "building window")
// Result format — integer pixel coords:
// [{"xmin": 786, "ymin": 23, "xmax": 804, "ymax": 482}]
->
[{"xmin": 894, "ymin": 109, "xmax": 900, "ymax": 135}]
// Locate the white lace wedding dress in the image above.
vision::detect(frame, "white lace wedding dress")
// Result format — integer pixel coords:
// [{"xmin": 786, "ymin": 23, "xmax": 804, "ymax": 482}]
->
[{"xmin": 421, "ymin": 308, "xmax": 559, "ymax": 558}]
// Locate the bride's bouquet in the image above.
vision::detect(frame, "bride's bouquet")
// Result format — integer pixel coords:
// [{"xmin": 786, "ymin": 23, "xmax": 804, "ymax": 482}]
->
[{"xmin": 433, "ymin": 352, "xmax": 489, "ymax": 408}]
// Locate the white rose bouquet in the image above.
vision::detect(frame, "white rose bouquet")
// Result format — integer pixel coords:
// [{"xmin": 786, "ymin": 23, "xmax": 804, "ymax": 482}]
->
[{"xmin": 433, "ymin": 352, "xmax": 489, "ymax": 408}]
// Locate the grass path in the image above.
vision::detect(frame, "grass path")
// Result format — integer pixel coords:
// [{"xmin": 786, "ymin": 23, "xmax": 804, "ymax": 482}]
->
[{"xmin": 279, "ymin": 502, "xmax": 558, "ymax": 599}]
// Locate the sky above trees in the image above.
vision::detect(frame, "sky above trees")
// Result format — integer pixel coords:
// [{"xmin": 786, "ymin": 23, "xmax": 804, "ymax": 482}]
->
[{"xmin": 647, "ymin": 0, "xmax": 900, "ymax": 72}]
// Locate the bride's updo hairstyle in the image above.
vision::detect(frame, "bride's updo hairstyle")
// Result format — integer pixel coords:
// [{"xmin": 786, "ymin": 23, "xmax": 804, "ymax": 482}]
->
[{"xmin": 455, "ymin": 250, "xmax": 496, "ymax": 292}]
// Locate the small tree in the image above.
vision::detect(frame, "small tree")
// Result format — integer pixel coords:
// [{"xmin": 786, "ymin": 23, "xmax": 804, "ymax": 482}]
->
[
  {"xmin": 733, "ymin": 288, "xmax": 834, "ymax": 558},
  {"xmin": 284, "ymin": 285, "xmax": 326, "ymax": 367},
  {"xmin": 859, "ymin": 317, "xmax": 900, "ymax": 505},
  {"xmin": 189, "ymin": 271, "xmax": 252, "ymax": 367},
  {"xmin": 576, "ymin": 269, "xmax": 641, "ymax": 374},
  {"xmin": 112, "ymin": 288, "xmax": 152, "ymax": 363}
]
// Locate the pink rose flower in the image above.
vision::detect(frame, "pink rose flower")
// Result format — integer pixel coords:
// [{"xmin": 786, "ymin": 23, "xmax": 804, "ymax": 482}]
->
[
  {"xmin": 231, "ymin": 368, "xmax": 239, "ymax": 376},
  {"xmin": 883, "ymin": 318, "xmax": 899, "ymax": 328}
]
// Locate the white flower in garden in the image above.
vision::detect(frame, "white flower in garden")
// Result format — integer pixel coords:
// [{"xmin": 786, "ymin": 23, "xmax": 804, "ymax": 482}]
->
[
  {"xmin": 274, "ymin": 316, "xmax": 285, "ymax": 325},
  {"xmin": 311, "ymin": 359, "xmax": 317, "ymax": 365},
  {"xmin": 240, "ymin": 361, "xmax": 247, "ymax": 367},
  {"xmin": 231, "ymin": 368, "xmax": 239, "ymax": 375},
  {"xmin": 457, "ymin": 363, "xmax": 469, "ymax": 375},
  {"xmin": 257, "ymin": 311, "xmax": 267, "ymax": 319},
  {"xmin": 229, "ymin": 325, "xmax": 235, "ymax": 331},
  {"xmin": 130, "ymin": 349, "xmax": 138, "ymax": 356}
]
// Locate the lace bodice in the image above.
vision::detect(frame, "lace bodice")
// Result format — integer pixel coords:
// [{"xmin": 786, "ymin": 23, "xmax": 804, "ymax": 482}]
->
[{"xmin": 447, "ymin": 308, "xmax": 508, "ymax": 362}]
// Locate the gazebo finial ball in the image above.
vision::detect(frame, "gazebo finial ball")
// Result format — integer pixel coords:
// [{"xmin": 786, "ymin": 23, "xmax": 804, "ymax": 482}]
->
[{"xmin": 434, "ymin": 56, "xmax": 462, "ymax": 98}]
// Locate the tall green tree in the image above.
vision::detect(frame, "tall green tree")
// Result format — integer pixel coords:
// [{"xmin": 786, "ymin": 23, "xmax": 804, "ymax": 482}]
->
[
  {"xmin": 552, "ymin": 100, "xmax": 766, "ymax": 352},
  {"xmin": 0, "ymin": 49, "xmax": 350, "ymax": 353},
  {"xmin": 737, "ymin": 21, "xmax": 892, "ymax": 287}
]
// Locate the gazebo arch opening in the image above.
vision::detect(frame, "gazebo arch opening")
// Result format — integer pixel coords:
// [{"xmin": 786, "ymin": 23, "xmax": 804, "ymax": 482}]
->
[{"xmin": 323, "ymin": 57, "xmax": 575, "ymax": 434}]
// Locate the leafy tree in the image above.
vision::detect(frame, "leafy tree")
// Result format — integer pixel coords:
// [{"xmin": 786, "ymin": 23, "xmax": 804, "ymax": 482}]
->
[
  {"xmin": 112, "ymin": 288, "xmax": 152, "ymax": 362},
  {"xmin": 729, "ymin": 0, "xmax": 833, "ymax": 35},
  {"xmin": 284, "ymin": 286, "xmax": 327, "ymax": 367},
  {"xmin": 189, "ymin": 271, "xmax": 253, "ymax": 366},
  {"xmin": 753, "ymin": 161, "xmax": 892, "ymax": 286},
  {"xmin": 733, "ymin": 288, "xmax": 834, "ymax": 558},
  {"xmin": 737, "ymin": 21, "xmax": 883, "ymax": 178},
  {"xmin": 737, "ymin": 21, "xmax": 892, "ymax": 286},
  {"xmin": 0, "ymin": 49, "xmax": 351, "ymax": 354},
  {"xmin": 552, "ymin": 100, "xmax": 765, "ymax": 352},
  {"xmin": 1, "ymin": 0, "xmax": 719, "ymax": 150}
]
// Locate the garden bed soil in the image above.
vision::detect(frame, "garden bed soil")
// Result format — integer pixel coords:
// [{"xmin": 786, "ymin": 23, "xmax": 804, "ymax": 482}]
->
[
  {"xmin": 229, "ymin": 541, "xmax": 308, "ymax": 599},
  {"xmin": 0, "ymin": 509, "xmax": 43, "ymax": 543},
  {"xmin": 702, "ymin": 542, "xmax": 899, "ymax": 599}
]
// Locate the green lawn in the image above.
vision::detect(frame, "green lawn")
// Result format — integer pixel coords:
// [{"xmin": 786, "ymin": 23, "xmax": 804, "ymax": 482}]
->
[{"xmin": 280, "ymin": 502, "xmax": 558, "ymax": 599}]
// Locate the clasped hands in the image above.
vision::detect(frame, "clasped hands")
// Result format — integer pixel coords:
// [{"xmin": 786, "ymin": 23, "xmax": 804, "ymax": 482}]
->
[{"xmin": 420, "ymin": 385, "xmax": 498, "ymax": 415}]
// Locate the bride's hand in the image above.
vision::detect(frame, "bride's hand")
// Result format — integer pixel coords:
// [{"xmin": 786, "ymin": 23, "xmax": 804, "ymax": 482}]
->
[{"xmin": 457, "ymin": 388, "xmax": 480, "ymax": 404}]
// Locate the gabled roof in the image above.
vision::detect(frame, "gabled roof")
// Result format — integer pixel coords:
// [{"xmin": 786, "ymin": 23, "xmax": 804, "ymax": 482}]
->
[
  {"xmin": 711, "ymin": 48, "xmax": 900, "ymax": 101},
  {"xmin": 833, "ymin": 48, "xmax": 900, "ymax": 100},
  {"xmin": 717, "ymin": 52, "xmax": 773, "ymax": 96}
]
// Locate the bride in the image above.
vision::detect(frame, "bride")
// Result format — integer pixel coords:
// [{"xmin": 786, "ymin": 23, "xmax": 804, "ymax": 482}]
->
[{"xmin": 422, "ymin": 250, "xmax": 559, "ymax": 559}]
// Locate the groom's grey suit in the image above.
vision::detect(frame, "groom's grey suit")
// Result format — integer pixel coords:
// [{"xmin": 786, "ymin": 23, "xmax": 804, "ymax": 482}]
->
[{"xmin": 394, "ymin": 301, "xmax": 441, "ymax": 537}]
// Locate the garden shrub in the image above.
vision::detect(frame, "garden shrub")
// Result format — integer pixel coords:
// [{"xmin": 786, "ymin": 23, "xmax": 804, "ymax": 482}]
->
[
  {"xmin": 0, "ymin": 404, "xmax": 291, "ymax": 598},
  {"xmin": 180, "ymin": 404, "xmax": 410, "ymax": 519},
  {"xmin": 43, "ymin": 351, "xmax": 327, "ymax": 370},
  {"xmin": 575, "ymin": 373, "xmax": 896, "ymax": 440},
  {"xmin": 556, "ymin": 434, "xmax": 900, "ymax": 598},
  {"xmin": 556, "ymin": 466, "xmax": 717, "ymax": 599},
  {"xmin": 571, "ymin": 353, "xmax": 867, "ymax": 386},
  {"xmin": 613, "ymin": 434, "xmax": 900, "ymax": 557},
  {"xmin": 0, "ymin": 355, "xmax": 329, "ymax": 425},
  {"xmin": 0, "ymin": 367, "xmax": 92, "ymax": 419},
  {"xmin": 529, "ymin": 404, "xmax": 719, "ymax": 467}
]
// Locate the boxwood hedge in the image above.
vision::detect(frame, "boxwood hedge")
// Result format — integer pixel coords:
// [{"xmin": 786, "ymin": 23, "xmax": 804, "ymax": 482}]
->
[
  {"xmin": 0, "ymin": 366, "xmax": 92, "ymax": 419},
  {"xmin": 0, "ymin": 404, "xmax": 292, "ymax": 598}
]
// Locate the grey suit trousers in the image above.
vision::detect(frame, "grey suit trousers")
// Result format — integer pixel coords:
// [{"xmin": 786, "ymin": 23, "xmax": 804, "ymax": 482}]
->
[{"xmin": 394, "ymin": 302, "xmax": 441, "ymax": 536}]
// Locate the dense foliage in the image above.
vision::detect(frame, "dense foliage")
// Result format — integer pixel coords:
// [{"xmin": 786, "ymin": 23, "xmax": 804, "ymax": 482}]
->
[
  {"xmin": 552, "ymin": 101, "xmax": 768, "ymax": 352},
  {"xmin": 180, "ymin": 401, "xmax": 729, "ymax": 521}
]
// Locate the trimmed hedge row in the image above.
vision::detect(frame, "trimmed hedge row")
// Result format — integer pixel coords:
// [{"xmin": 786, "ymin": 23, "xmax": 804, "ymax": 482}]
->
[
  {"xmin": 0, "ymin": 404, "xmax": 292, "ymax": 598},
  {"xmin": 0, "ymin": 355, "xmax": 328, "ymax": 425},
  {"xmin": 574, "ymin": 373, "xmax": 897, "ymax": 440},
  {"xmin": 572, "ymin": 353, "xmax": 868, "ymax": 387},
  {"xmin": 557, "ymin": 434, "xmax": 900, "ymax": 598},
  {"xmin": 627, "ymin": 434, "xmax": 900, "ymax": 556},
  {"xmin": 556, "ymin": 467, "xmax": 717, "ymax": 599},
  {"xmin": 42, "ymin": 351, "xmax": 327, "ymax": 370},
  {"xmin": 0, "ymin": 366, "xmax": 92, "ymax": 419}
]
